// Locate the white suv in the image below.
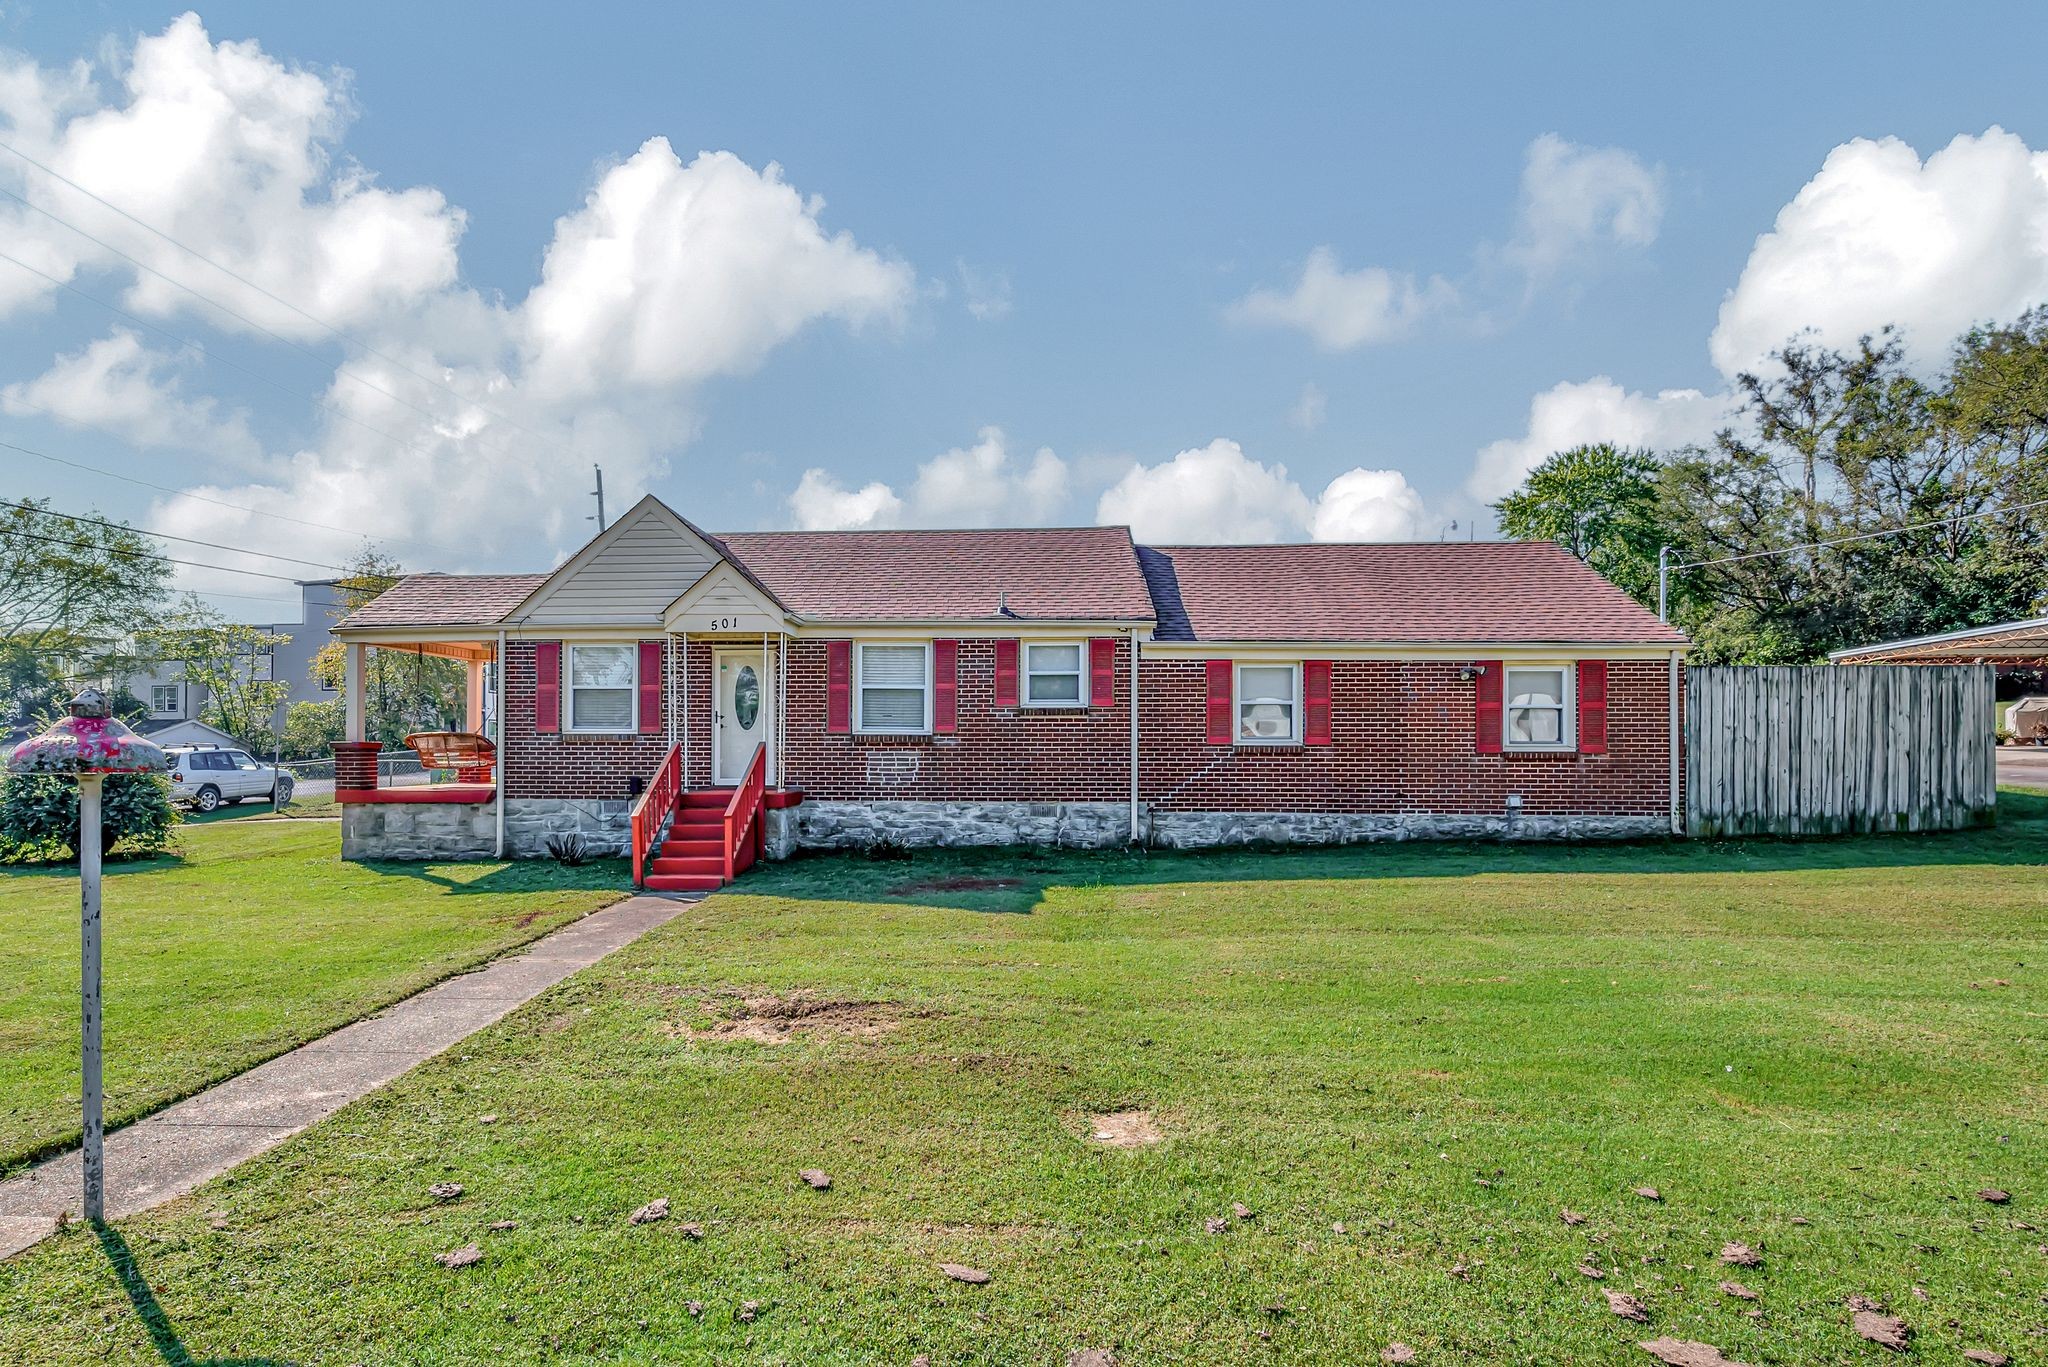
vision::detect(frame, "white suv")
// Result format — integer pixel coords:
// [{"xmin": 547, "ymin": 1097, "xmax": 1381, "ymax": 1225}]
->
[{"xmin": 166, "ymin": 745, "xmax": 294, "ymax": 812}]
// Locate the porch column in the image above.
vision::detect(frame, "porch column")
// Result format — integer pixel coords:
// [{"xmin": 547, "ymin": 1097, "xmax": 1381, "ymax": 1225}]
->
[
  {"xmin": 465, "ymin": 658, "xmax": 486, "ymax": 733},
  {"xmin": 344, "ymin": 642, "xmax": 367, "ymax": 742}
]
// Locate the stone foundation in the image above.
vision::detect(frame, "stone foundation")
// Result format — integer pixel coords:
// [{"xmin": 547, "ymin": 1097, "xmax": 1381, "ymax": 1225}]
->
[
  {"xmin": 1144, "ymin": 808, "xmax": 1668, "ymax": 848},
  {"xmin": 781, "ymin": 799, "xmax": 1135, "ymax": 852},
  {"xmin": 342, "ymin": 797, "xmax": 636, "ymax": 861},
  {"xmin": 345, "ymin": 796, "xmax": 1669, "ymax": 863}
]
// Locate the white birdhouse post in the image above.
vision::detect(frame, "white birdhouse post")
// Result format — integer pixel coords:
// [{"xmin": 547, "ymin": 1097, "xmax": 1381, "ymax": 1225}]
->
[{"xmin": 6, "ymin": 689, "xmax": 167, "ymax": 1224}]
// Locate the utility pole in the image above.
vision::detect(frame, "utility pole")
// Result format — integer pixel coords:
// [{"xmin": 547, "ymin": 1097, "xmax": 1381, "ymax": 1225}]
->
[
  {"xmin": 1658, "ymin": 545, "xmax": 1671, "ymax": 622},
  {"xmin": 588, "ymin": 465, "xmax": 606, "ymax": 530}
]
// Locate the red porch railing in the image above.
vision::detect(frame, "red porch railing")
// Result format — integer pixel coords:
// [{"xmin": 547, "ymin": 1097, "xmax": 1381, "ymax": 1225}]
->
[
  {"xmin": 722, "ymin": 742, "xmax": 767, "ymax": 881},
  {"xmin": 629, "ymin": 743, "xmax": 683, "ymax": 887}
]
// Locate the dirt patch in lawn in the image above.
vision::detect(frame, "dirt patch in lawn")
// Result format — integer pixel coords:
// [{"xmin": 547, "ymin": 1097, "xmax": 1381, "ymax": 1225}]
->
[
  {"xmin": 1085, "ymin": 1109, "xmax": 1165, "ymax": 1148},
  {"xmin": 666, "ymin": 990, "xmax": 907, "ymax": 1044},
  {"xmin": 886, "ymin": 875, "xmax": 1023, "ymax": 896}
]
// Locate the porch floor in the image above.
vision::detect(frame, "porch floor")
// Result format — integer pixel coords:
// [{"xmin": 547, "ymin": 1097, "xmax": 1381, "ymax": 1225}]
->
[{"xmin": 335, "ymin": 783, "xmax": 497, "ymax": 805}]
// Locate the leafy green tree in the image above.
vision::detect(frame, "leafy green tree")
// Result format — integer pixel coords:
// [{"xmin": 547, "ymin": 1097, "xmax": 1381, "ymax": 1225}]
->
[
  {"xmin": 1492, "ymin": 443, "xmax": 1672, "ymax": 604},
  {"xmin": 0, "ymin": 500, "xmax": 169, "ymax": 724},
  {"xmin": 281, "ymin": 698, "xmax": 347, "ymax": 760},
  {"xmin": 136, "ymin": 600, "xmax": 293, "ymax": 751}
]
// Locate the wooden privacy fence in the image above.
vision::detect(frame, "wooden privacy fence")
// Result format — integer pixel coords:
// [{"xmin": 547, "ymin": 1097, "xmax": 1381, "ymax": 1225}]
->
[{"xmin": 1685, "ymin": 665, "xmax": 1997, "ymax": 837}]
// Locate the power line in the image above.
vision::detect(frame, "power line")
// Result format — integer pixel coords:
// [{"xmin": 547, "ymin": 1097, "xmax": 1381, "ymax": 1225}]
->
[
  {"xmin": 0, "ymin": 248, "xmax": 505, "ymax": 517},
  {"xmin": 5, "ymin": 524, "xmax": 307, "ymax": 584},
  {"xmin": 1656, "ymin": 493, "xmax": 2048, "ymax": 619},
  {"xmin": 0, "ymin": 436, "xmax": 376, "ymax": 539},
  {"xmin": 1672, "ymin": 494, "xmax": 2048, "ymax": 571},
  {"xmin": 0, "ymin": 497, "xmax": 350, "ymax": 573},
  {"xmin": 0, "ymin": 185, "xmax": 460, "ymax": 432},
  {"xmin": 0, "ymin": 140, "xmax": 589, "ymax": 466}
]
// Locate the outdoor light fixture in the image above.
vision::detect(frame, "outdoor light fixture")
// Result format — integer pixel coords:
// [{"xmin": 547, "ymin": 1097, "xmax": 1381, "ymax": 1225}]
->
[
  {"xmin": 6, "ymin": 688, "xmax": 168, "ymax": 1225},
  {"xmin": 1458, "ymin": 663, "xmax": 1487, "ymax": 683}
]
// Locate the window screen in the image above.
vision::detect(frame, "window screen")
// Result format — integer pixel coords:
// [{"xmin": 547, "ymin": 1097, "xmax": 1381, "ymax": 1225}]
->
[
  {"xmin": 1506, "ymin": 667, "xmax": 1568, "ymax": 746},
  {"xmin": 1237, "ymin": 664, "xmax": 1298, "ymax": 742},
  {"xmin": 1024, "ymin": 643, "xmax": 1084, "ymax": 704},
  {"xmin": 858, "ymin": 645, "xmax": 928, "ymax": 732},
  {"xmin": 569, "ymin": 644, "xmax": 636, "ymax": 731}
]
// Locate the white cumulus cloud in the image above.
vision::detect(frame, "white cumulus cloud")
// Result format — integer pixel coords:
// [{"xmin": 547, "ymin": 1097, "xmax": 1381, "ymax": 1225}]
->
[
  {"xmin": 1500, "ymin": 133, "xmax": 1664, "ymax": 285},
  {"xmin": 1466, "ymin": 377, "xmax": 1724, "ymax": 503},
  {"xmin": 2, "ymin": 328, "xmax": 257, "ymax": 457},
  {"xmin": 1095, "ymin": 438, "xmax": 1425, "ymax": 543},
  {"xmin": 0, "ymin": 15, "xmax": 919, "ymax": 583},
  {"xmin": 786, "ymin": 427, "xmax": 1068, "ymax": 530},
  {"xmin": 1229, "ymin": 247, "xmax": 1456, "ymax": 350},
  {"xmin": 1710, "ymin": 128, "xmax": 2048, "ymax": 377}
]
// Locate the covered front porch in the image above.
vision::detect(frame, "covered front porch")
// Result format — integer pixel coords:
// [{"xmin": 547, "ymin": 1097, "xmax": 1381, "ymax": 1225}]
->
[{"xmin": 332, "ymin": 634, "xmax": 501, "ymax": 807}]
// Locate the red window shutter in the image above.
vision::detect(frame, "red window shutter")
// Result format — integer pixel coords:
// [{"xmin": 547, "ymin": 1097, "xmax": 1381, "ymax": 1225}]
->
[
  {"xmin": 993, "ymin": 639, "xmax": 1019, "ymax": 707},
  {"xmin": 1204, "ymin": 659, "xmax": 1233, "ymax": 745},
  {"xmin": 933, "ymin": 640, "xmax": 958, "ymax": 734},
  {"xmin": 637, "ymin": 640, "xmax": 662, "ymax": 734},
  {"xmin": 826, "ymin": 641, "xmax": 852, "ymax": 734},
  {"xmin": 1474, "ymin": 660, "xmax": 1504, "ymax": 754},
  {"xmin": 1089, "ymin": 638, "xmax": 1116, "ymax": 707},
  {"xmin": 1303, "ymin": 659, "xmax": 1333, "ymax": 745},
  {"xmin": 1577, "ymin": 659, "xmax": 1608, "ymax": 755},
  {"xmin": 534, "ymin": 641, "xmax": 561, "ymax": 734}
]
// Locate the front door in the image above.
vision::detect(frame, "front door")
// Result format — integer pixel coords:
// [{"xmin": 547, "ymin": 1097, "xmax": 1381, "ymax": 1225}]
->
[{"xmin": 713, "ymin": 649, "xmax": 770, "ymax": 785}]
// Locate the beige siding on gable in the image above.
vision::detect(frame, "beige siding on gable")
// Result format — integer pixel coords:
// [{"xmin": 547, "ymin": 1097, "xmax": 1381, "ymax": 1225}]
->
[
  {"xmin": 517, "ymin": 503, "xmax": 720, "ymax": 625},
  {"xmin": 664, "ymin": 564, "xmax": 785, "ymax": 633}
]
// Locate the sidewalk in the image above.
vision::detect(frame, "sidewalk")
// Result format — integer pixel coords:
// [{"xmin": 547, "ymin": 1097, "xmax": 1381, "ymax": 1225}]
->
[{"xmin": 0, "ymin": 893, "xmax": 693, "ymax": 1260}]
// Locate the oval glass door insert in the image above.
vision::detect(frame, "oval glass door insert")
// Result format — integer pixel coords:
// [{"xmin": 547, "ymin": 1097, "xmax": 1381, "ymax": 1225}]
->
[{"xmin": 734, "ymin": 665, "xmax": 761, "ymax": 729}]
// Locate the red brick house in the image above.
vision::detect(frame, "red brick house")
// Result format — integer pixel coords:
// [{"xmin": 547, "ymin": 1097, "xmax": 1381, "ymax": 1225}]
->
[{"xmin": 330, "ymin": 495, "xmax": 1688, "ymax": 889}]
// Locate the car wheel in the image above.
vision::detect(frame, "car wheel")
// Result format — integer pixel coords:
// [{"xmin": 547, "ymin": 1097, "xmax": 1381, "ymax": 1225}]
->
[
  {"xmin": 273, "ymin": 776, "xmax": 295, "ymax": 805},
  {"xmin": 193, "ymin": 784, "xmax": 222, "ymax": 813}
]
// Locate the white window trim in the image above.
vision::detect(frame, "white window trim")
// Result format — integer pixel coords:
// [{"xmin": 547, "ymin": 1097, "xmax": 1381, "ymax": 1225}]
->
[
  {"xmin": 150, "ymin": 684, "xmax": 181, "ymax": 716},
  {"xmin": 564, "ymin": 642, "xmax": 640, "ymax": 735},
  {"xmin": 1503, "ymin": 662, "xmax": 1575, "ymax": 752},
  {"xmin": 854, "ymin": 641, "xmax": 932, "ymax": 735},
  {"xmin": 1021, "ymin": 640, "xmax": 1090, "ymax": 709},
  {"xmin": 1234, "ymin": 661, "xmax": 1301, "ymax": 747}
]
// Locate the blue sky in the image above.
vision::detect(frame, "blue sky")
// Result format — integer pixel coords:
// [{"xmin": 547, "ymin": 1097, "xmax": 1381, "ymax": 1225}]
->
[{"xmin": 4, "ymin": 4, "xmax": 2047, "ymax": 618}]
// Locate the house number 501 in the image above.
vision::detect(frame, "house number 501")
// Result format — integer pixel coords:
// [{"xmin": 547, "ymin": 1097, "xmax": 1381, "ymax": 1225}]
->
[{"xmin": 707, "ymin": 616, "xmax": 740, "ymax": 630}]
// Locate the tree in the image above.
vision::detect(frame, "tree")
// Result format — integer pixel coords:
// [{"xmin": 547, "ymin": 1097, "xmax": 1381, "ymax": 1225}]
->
[
  {"xmin": 136, "ymin": 599, "xmax": 293, "ymax": 751},
  {"xmin": 0, "ymin": 500, "xmax": 169, "ymax": 725},
  {"xmin": 309, "ymin": 548, "xmax": 464, "ymax": 743},
  {"xmin": 281, "ymin": 698, "xmax": 346, "ymax": 760},
  {"xmin": 1492, "ymin": 443, "xmax": 1673, "ymax": 604}
]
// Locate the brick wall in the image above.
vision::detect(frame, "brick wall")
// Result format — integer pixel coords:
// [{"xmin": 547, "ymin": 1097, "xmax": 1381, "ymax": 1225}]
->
[
  {"xmin": 501, "ymin": 639, "xmax": 676, "ymax": 802},
  {"xmin": 503, "ymin": 636, "xmax": 1679, "ymax": 820},
  {"xmin": 1139, "ymin": 657, "xmax": 1675, "ymax": 815},
  {"xmin": 779, "ymin": 637, "xmax": 1135, "ymax": 803}
]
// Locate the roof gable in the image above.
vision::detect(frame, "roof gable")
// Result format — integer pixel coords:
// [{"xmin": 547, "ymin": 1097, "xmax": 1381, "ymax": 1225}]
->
[
  {"xmin": 663, "ymin": 561, "xmax": 790, "ymax": 633},
  {"xmin": 510, "ymin": 496, "xmax": 727, "ymax": 627}
]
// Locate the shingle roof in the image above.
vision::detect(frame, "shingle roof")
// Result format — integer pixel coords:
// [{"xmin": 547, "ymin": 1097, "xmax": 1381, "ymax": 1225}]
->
[
  {"xmin": 1140, "ymin": 542, "xmax": 1687, "ymax": 645},
  {"xmin": 714, "ymin": 526, "xmax": 1158, "ymax": 622},
  {"xmin": 336, "ymin": 573, "xmax": 549, "ymax": 628}
]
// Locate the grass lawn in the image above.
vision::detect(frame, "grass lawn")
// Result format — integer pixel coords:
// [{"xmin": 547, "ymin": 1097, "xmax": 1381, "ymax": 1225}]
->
[
  {"xmin": 3, "ymin": 798, "xmax": 2045, "ymax": 1364},
  {"xmin": 0, "ymin": 817, "xmax": 626, "ymax": 1174}
]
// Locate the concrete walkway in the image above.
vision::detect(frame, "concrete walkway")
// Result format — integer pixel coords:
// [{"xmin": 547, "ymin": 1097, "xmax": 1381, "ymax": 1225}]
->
[{"xmin": 0, "ymin": 893, "xmax": 692, "ymax": 1260}]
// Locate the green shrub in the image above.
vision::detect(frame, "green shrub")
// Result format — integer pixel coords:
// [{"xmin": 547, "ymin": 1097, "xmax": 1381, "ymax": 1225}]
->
[{"xmin": 0, "ymin": 772, "xmax": 180, "ymax": 863}]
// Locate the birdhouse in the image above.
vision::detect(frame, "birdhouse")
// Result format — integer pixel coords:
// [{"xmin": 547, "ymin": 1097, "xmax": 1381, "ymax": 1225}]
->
[{"xmin": 6, "ymin": 688, "xmax": 168, "ymax": 777}]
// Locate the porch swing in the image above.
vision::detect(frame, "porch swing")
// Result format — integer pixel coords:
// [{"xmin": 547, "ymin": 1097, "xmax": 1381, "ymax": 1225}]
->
[{"xmin": 398, "ymin": 645, "xmax": 496, "ymax": 783}]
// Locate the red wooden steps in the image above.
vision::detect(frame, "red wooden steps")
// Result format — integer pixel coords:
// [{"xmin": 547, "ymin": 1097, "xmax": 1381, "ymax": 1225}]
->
[{"xmin": 641, "ymin": 790, "xmax": 736, "ymax": 892}]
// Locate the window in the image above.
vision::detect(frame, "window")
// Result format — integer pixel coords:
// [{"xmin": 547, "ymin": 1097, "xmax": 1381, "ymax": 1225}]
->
[
  {"xmin": 1504, "ymin": 665, "xmax": 1571, "ymax": 749},
  {"xmin": 228, "ymin": 751, "xmax": 262, "ymax": 771},
  {"xmin": 1236, "ymin": 663, "xmax": 1298, "ymax": 744},
  {"xmin": 150, "ymin": 684, "xmax": 180, "ymax": 715},
  {"xmin": 566, "ymin": 644, "xmax": 637, "ymax": 732},
  {"xmin": 1023, "ymin": 642, "xmax": 1088, "ymax": 707},
  {"xmin": 856, "ymin": 643, "xmax": 929, "ymax": 733}
]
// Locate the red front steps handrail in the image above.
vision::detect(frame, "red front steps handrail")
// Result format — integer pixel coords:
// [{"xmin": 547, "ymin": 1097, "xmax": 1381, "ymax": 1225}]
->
[
  {"xmin": 630, "ymin": 742, "xmax": 683, "ymax": 887},
  {"xmin": 723, "ymin": 742, "xmax": 767, "ymax": 882}
]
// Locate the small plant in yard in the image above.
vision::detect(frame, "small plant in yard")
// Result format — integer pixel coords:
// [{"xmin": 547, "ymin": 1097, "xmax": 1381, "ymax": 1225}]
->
[
  {"xmin": 0, "ymin": 770, "xmax": 179, "ymax": 863},
  {"xmin": 545, "ymin": 831, "xmax": 590, "ymax": 866}
]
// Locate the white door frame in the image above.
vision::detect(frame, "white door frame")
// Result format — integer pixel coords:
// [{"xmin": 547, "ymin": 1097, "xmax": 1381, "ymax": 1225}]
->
[{"xmin": 711, "ymin": 646, "xmax": 770, "ymax": 785}]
